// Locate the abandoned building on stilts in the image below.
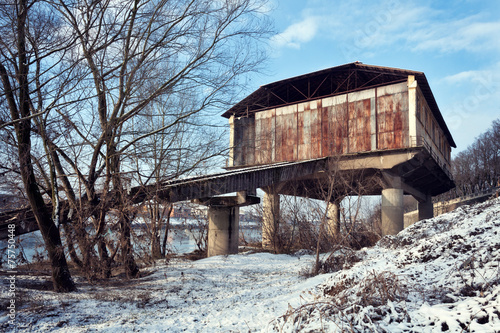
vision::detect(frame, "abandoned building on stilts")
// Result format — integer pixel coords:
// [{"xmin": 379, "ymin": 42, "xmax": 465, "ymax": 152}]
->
[
  {"xmin": 0, "ymin": 62, "xmax": 457, "ymax": 258},
  {"xmin": 221, "ymin": 62, "xmax": 456, "ymax": 251}
]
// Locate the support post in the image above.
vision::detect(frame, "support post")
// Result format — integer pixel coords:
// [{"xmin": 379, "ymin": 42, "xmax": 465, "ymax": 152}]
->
[
  {"xmin": 381, "ymin": 188, "xmax": 404, "ymax": 236},
  {"xmin": 327, "ymin": 201, "xmax": 341, "ymax": 238},
  {"xmin": 418, "ymin": 194, "xmax": 433, "ymax": 221},
  {"xmin": 408, "ymin": 75, "xmax": 417, "ymax": 146},
  {"xmin": 228, "ymin": 115, "xmax": 235, "ymax": 167},
  {"xmin": 207, "ymin": 206, "xmax": 239, "ymax": 257},
  {"xmin": 262, "ymin": 190, "xmax": 280, "ymax": 250}
]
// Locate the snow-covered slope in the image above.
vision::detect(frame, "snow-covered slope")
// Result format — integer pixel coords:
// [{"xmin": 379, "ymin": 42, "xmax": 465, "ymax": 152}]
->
[
  {"xmin": 2, "ymin": 198, "xmax": 499, "ymax": 332},
  {"xmin": 276, "ymin": 198, "xmax": 500, "ymax": 332}
]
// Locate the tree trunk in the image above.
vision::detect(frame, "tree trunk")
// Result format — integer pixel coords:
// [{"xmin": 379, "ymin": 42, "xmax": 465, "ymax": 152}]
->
[
  {"xmin": 62, "ymin": 224, "xmax": 83, "ymax": 269},
  {"xmin": 120, "ymin": 213, "xmax": 139, "ymax": 278},
  {"xmin": 162, "ymin": 205, "xmax": 173, "ymax": 256},
  {"xmin": 97, "ymin": 239, "xmax": 112, "ymax": 278},
  {"xmin": 0, "ymin": 0, "xmax": 76, "ymax": 292},
  {"xmin": 21, "ymin": 161, "xmax": 76, "ymax": 292}
]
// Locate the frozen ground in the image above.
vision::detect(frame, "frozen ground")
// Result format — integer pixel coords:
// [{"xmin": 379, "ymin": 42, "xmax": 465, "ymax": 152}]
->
[{"xmin": 1, "ymin": 198, "xmax": 500, "ymax": 332}]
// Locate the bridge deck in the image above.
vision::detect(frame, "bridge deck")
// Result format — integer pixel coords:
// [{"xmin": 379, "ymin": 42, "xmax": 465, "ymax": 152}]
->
[
  {"xmin": 0, "ymin": 145, "xmax": 455, "ymax": 239},
  {"xmin": 0, "ymin": 158, "xmax": 328, "ymax": 239}
]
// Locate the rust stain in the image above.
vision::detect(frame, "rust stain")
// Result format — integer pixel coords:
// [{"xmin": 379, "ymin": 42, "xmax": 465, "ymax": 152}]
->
[
  {"xmin": 310, "ymin": 107, "xmax": 321, "ymax": 158},
  {"xmin": 321, "ymin": 106, "xmax": 330, "ymax": 156},
  {"xmin": 232, "ymin": 86, "xmax": 419, "ymax": 166}
]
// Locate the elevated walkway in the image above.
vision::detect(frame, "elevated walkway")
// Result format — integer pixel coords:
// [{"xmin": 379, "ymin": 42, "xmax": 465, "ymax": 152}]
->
[
  {"xmin": 1, "ymin": 145, "xmax": 454, "ymax": 256},
  {"xmin": 0, "ymin": 158, "xmax": 327, "ymax": 240}
]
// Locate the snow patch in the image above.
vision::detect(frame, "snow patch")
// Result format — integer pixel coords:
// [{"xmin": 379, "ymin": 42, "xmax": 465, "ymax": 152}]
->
[{"xmin": 1, "ymin": 199, "xmax": 499, "ymax": 332}]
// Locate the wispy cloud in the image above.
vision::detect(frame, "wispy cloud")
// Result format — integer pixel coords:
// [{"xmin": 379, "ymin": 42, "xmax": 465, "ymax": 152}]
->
[
  {"xmin": 411, "ymin": 19, "xmax": 500, "ymax": 53},
  {"xmin": 441, "ymin": 61, "xmax": 500, "ymax": 90},
  {"xmin": 273, "ymin": 1, "xmax": 500, "ymax": 57},
  {"xmin": 271, "ymin": 16, "xmax": 319, "ymax": 49}
]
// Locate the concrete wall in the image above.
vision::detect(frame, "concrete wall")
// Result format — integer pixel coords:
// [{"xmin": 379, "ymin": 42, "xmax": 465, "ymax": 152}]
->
[{"xmin": 404, "ymin": 194, "xmax": 494, "ymax": 228}]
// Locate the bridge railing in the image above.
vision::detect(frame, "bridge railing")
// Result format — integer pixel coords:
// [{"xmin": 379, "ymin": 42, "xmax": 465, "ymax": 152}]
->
[{"xmin": 410, "ymin": 135, "xmax": 453, "ymax": 180}]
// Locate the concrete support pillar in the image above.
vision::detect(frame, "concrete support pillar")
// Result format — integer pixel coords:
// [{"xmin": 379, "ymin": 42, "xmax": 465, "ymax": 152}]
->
[
  {"xmin": 207, "ymin": 206, "xmax": 239, "ymax": 257},
  {"xmin": 228, "ymin": 115, "xmax": 235, "ymax": 167},
  {"xmin": 381, "ymin": 188, "xmax": 404, "ymax": 236},
  {"xmin": 408, "ymin": 75, "xmax": 418, "ymax": 146},
  {"xmin": 327, "ymin": 201, "xmax": 341, "ymax": 238},
  {"xmin": 262, "ymin": 191, "xmax": 280, "ymax": 249},
  {"xmin": 418, "ymin": 194, "xmax": 434, "ymax": 221}
]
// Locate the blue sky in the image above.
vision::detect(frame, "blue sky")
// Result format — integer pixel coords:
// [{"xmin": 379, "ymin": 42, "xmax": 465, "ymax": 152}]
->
[{"xmin": 252, "ymin": 0, "xmax": 500, "ymax": 155}]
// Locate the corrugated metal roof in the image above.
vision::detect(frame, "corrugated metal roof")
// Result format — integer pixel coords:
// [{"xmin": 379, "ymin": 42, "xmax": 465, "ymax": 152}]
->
[{"xmin": 222, "ymin": 62, "xmax": 456, "ymax": 148}]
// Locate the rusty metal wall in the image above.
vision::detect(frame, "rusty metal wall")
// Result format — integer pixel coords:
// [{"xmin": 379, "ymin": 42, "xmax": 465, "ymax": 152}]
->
[
  {"xmin": 348, "ymin": 99, "xmax": 372, "ymax": 152},
  {"xmin": 416, "ymin": 88, "xmax": 451, "ymax": 165},
  {"xmin": 255, "ymin": 108, "xmax": 275, "ymax": 165},
  {"xmin": 376, "ymin": 82, "xmax": 409, "ymax": 150},
  {"xmin": 232, "ymin": 81, "xmax": 413, "ymax": 166},
  {"xmin": 232, "ymin": 116, "xmax": 255, "ymax": 166}
]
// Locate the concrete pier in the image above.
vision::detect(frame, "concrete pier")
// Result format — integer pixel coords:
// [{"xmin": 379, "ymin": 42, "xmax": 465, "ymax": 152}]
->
[
  {"xmin": 327, "ymin": 201, "xmax": 341, "ymax": 238},
  {"xmin": 196, "ymin": 192, "xmax": 259, "ymax": 257},
  {"xmin": 381, "ymin": 188, "xmax": 404, "ymax": 236},
  {"xmin": 207, "ymin": 206, "xmax": 240, "ymax": 257},
  {"xmin": 418, "ymin": 194, "xmax": 434, "ymax": 221},
  {"xmin": 262, "ymin": 191, "xmax": 280, "ymax": 249}
]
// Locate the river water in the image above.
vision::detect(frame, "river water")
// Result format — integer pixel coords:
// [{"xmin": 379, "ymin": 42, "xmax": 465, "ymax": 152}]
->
[{"xmin": 0, "ymin": 219, "xmax": 261, "ymax": 264}]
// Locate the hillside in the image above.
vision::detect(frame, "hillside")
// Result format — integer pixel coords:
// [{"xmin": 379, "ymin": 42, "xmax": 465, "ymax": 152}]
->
[
  {"xmin": 277, "ymin": 198, "xmax": 500, "ymax": 332},
  {"xmin": 1, "ymin": 198, "xmax": 499, "ymax": 332}
]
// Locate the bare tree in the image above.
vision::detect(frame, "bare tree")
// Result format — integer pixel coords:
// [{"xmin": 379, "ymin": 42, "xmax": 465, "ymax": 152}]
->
[
  {"xmin": 450, "ymin": 118, "xmax": 500, "ymax": 197},
  {"xmin": 129, "ymin": 93, "xmax": 226, "ymax": 259},
  {"xmin": 0, "ymin": 0, "xmax": 76, "ymax": 291},
  {"xmin": 1, "ymin": 0, "xmax": 271, "ymax": 286}
]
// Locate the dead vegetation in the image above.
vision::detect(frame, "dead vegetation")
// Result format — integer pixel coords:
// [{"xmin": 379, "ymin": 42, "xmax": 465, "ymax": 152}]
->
[{"xmin": 272, "ymin": 199, "xmax": 500, "ymax": 332}]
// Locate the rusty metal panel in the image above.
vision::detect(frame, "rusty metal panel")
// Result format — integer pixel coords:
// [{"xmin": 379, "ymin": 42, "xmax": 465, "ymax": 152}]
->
[
  {"xmin": 310, "ymin": 101, "xmax": 322, "ymax": 158},
  {"xmin": 232, "ymin": 118, "xmax": 243, "ymax": 166},
  {"xmin": 254, "ymin": 111, "xmax": 264, "ymax": 164},
  {"xmin": 347, "ymin": 99, "xmax": 371, "ymax": 153},
  {"xmin": 347, "ymin": 89, "xmax": 375, "ymax": 153},
  {"xmin": 233, "ymin": 117, "xmax": 255, "ymax": 166},
  {"xmin": 326, "ymin": 95, "xmax": 348, "ymax": 155},
  {"xmin": 275, "ymin": 107, "xmax": 284, "ymax": 162},
  {"xmin": 329, "ymin": 99, "xmax": 348, "ymax": 154},
  {"xmin": 274, "ymin": 105, "xmax": 297, "ymax": 163},
  {"xmin": 321, "ymin": 104, "xmax": 330, "ymax": 157},
  {"xmin": 377, "ymin": 90, "xmax": 409, "ymax": 150},
  {"xmin": 400, "ymin": 91, "xmax": 409, "ymax": 147},
  {"xmin": 255, "ymin": 109, "xmax": 275, "ymax": 164},
  {"xmin": 377, "ymin": 95, "xmax": 394, "ymax": 149},
  {"xmin": 282, "ymin": 105, "xmax": 297, "ymax": 161},
  {"xmin": 244, "ymin": 117, "xmax": 255, "ymax": 166},
  {"xmin": 297, "ymin": 102, "xmax": 311, "ymax": 160},
  {"xmin": 376, "ymin": 81, "xmax": 407, "ymax": 96}
]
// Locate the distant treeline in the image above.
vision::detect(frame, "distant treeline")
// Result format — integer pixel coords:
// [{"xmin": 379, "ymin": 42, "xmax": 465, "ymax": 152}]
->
[{"xmin": 450, "ymin": 119, "xmax": 500, "ymax": 197}]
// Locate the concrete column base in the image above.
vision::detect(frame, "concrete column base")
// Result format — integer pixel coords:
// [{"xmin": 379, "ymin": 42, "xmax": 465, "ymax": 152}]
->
[
  {"xmin": 418, "ymin": 194, "xmax": 434, "ymax": 221},
  {"xmin": 327, "ymin": 202, "xmax": 341, "ymax": 238},
  {"xmin": 207, "ymin": 206, "xmax": 239, "ymax": 257},
  {"xmin": 262, "ymin": 191, "xmax": 279, "ymax": 249},
  {"xmin": 381, "ymin": 188, "xmax": 404, "ymax": 236}
]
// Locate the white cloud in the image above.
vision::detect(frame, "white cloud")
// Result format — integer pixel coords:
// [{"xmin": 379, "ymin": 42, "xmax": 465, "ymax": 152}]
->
[
  {"xmin": 439, "ymin": 61, "xmax": 500, "ymax": 150},
  {"xmin": 411, "ymin": 19, "xmax": 500, "ymax": 53},
  {"xmin": 271, "ymin": 16, "xmax": 319, "ymax": 49},
  {"xmin": 275, "ymin": 1, "xmax": 500, "ymax": 57},
  {"xmin": 441, "ymin": 61, "xmax": 500, "ymax": 88},
  {"xmin": 441, "ymin": 70, "xmax": 483, "ymax": 85}
]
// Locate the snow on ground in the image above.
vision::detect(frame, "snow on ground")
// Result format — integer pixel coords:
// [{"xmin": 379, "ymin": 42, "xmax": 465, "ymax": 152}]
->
[
  {"xmin": 2, "ymin": 253, "xmax": 327, "ymax": 332},
  {"xmin": 1, "ymin": 198, "xmax": 500, "ymax": 332},
  {"xmin": 276, "ymin": 198, "xmax": 500, "ymax": 332}
]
